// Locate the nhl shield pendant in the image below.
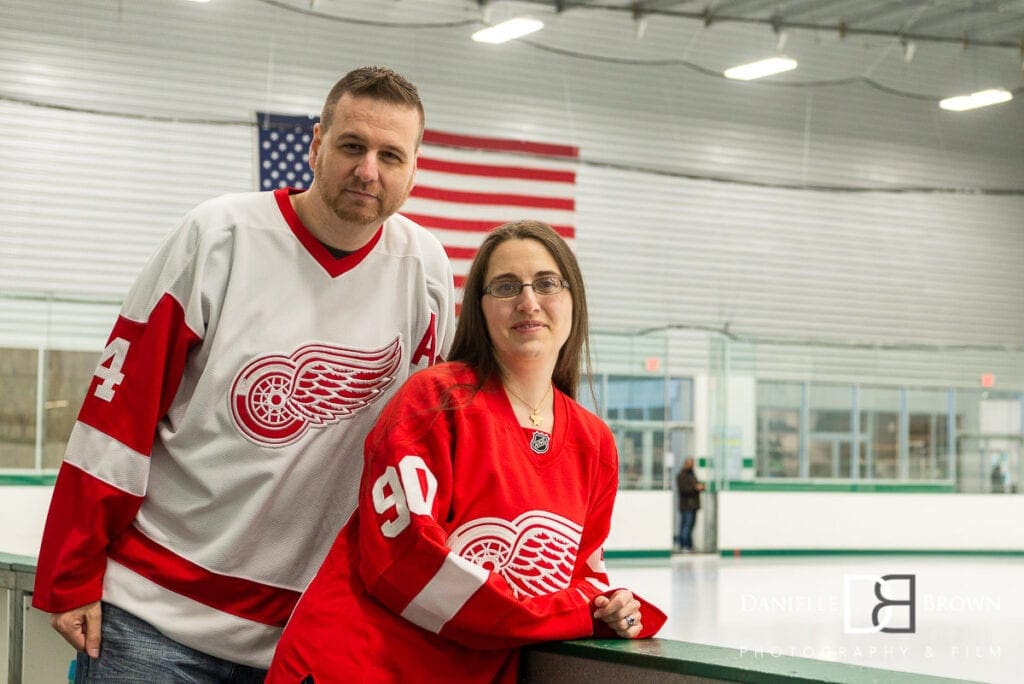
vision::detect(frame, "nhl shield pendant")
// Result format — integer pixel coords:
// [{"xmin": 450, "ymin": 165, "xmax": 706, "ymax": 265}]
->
[{"xmin": 530, "ymin": 430, "xmax": 550, "ymax": 454}]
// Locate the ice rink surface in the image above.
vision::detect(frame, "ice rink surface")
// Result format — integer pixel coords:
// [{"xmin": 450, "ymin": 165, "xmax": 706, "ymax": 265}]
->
[{"xmin": 607, "ymin": 554, "xmax": 1023, "ymax": 684}]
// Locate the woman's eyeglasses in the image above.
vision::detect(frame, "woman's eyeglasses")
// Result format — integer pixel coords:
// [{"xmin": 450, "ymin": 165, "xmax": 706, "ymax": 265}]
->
[{"xmin": 483, "ymin": 276, "xmax": 570, "ymax": 299}]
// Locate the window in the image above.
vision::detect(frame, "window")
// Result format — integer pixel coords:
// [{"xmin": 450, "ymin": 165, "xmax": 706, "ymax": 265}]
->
[
  {"xmin": 907, "ymin": 388, "xmax": 952, "ymax": 479},
  {"xmin": 589, "ymin": 375, "xmax": 693, "ymax": 490},
  {"xmin": 578, "ymin": 375, "xmax": 602, "ymax": 415},
  {"xmin": 0, "ymin": 347, "xmax": 95, "ymax": 471},
  {"xmin": 44, "ymin": 350, "xmax": 95, "ymax": 469},
  {"xmin": 0, "ymin": 348, "xmax": 39, "ymax": 469},
  {"xmin": 955, "ymin": 390, "xmax": 1020, "ymax": 493},
  {"xmin": 756, "ymin": 381, "xmax": 801, "ymax": 477},
  {"xmin": 755, "ymin": 380, "xmax": 962, "ymax": 484},
  {"xmin": 808, "ymin": 384, "xmax": 854, "ymax": 478},
  {"xmin": 860, "ymin": 387, "xmax": 900, "ymax": 479}
]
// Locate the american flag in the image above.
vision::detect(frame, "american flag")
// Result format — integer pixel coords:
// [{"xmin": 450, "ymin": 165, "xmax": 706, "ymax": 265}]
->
[{"xmin": 256, "ymin": 113, "xmax": 578, "ymax": 304}]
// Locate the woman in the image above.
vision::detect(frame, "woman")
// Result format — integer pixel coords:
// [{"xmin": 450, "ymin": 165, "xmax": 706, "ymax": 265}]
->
[{"xmin": 267, "ymin": 221, "xmax": 666, "ymax": 683}]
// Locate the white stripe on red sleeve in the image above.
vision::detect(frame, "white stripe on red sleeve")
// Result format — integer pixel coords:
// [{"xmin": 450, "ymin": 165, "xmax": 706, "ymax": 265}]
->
[{"xmin": 400, "ymin": 551, "xmax": 490, "ymax": 634}]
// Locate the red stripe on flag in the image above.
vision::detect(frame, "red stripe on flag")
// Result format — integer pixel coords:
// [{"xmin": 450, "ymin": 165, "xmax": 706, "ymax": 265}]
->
[
  {"xmin": 454, "ymin": 275, "xmax": 467, "ymax": 288},
  {"xmin": 418, "ymin": 157, "xmax": 576, "ymax": 184},
  {"xmin": 423, "ymin": 130, "xmax": 578, "ymax": 158},
  {"xmin": 445, "ymin": 246, "xmax": 478, "ymax": 260},
  {"xmin": 405, "ymin": 214, "xmax": 502, "ymax": 233},
  {"xmin": 410, "ymin": 185, "xmax": 574, "ymax": 211},
  {"xmin": 404, "ymin": 213, "xmax": 576, "ymax": 239}
]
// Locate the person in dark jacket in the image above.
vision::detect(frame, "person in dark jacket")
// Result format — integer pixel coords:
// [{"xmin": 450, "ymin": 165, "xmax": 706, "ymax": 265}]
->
[{"xmin": 675, "ymin": 457, "xmax": 705, "ymax": 552}]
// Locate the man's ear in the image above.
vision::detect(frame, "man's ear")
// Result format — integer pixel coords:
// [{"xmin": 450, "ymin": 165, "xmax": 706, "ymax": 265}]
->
[{"xmin": 308, "ymin": 122, "xmax": 323, "ymax": 168}]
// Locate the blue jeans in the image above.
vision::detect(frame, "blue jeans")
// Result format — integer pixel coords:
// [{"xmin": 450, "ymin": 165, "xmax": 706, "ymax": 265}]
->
[
  {"xmin": 74, "ymin": 602, "xmax": 268, "ymax": 683},
  {"xmin": 678, "ymin": 510, "xmax": 697, "ymax": 550}
]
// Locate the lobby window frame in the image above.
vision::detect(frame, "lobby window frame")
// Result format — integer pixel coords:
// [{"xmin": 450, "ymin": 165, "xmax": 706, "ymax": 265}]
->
[
  {"xmin": 755, "ymin": 380, "xmax": 960, "ymax": 483},
  {"xmin": 582, "ymin": 373, "xmax": 695, "ymax": 491}
]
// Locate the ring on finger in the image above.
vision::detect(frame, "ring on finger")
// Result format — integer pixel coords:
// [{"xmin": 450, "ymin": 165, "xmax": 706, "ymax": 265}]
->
[{"xmin": 626, "ymin": 615, "xmax": 637, "ymax": 628}]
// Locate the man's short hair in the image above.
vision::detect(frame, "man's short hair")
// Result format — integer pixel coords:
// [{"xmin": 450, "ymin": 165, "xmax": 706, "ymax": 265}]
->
[{"xmin": 320, "ymin": 66, "xmax": 424, "ymax": 144}]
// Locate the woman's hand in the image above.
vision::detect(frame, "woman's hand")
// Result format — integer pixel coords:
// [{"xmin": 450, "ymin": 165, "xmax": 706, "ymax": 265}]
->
[{"xmin": 593, "ymin": 589, "xmax": 643, "ymax": 638}]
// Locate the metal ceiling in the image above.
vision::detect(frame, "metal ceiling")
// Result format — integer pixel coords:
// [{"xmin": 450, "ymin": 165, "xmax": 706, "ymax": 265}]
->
[
  {"xmin": 463, "ymin": 0, "xmax": 1024, "ymax": 106},
  {"xmin": 521, "ymin": 0, "xmax": 1024, "ymax": 48},
  {"xmin": 267, "ymin": 0, "xmax": 1024, "ymax": 110}
]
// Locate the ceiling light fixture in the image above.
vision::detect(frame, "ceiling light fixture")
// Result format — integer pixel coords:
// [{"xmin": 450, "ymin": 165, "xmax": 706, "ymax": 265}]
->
[
  {"xmin": 472, "ymin": 18, "xmax": 544, "ymax": 44},
  {"xmin": 723, "ymin": 57, "xmax": 798, "ymax": 81},
  {"xmin": 902, "ymin": 39, "xmax": 916, "ymax": 63},
  {"xmin": 634, "ymin": 16, "xmax": 648, "ymax": 39},
  {"xmin": 938, "ymin": 88, "xmax": 1013, "ymax": 111}
]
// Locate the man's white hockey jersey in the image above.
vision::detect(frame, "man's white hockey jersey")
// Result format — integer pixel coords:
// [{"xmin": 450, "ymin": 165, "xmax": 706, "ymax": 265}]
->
[{"xmin": 33, "ymin": 188, "xmax": 455, "ymax": 667}]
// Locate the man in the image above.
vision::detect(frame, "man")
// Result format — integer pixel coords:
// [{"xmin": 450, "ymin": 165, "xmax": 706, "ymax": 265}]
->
[
  {"xmin": 676, "ymin": 457, "xmax": 705, "ymax": 553},
  {"xmin": 32, "ymin": 66, "xmax": 454, "ymax": 681}
]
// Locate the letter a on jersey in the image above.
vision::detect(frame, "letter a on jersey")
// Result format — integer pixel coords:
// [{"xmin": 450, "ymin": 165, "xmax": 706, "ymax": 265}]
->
[{"xmin": 411, "ymin": 312, "xmax": 439, "ymax": 366}]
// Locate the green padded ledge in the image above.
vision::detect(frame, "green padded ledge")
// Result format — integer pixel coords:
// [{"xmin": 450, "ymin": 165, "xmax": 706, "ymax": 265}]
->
[
  {"xmin": 604, "ymin": 549, "xmax": 672, "ymax": 559},
  {"xmin": 721, "ymin": 481, "xmax": 955, "ymax": 493},
  {"xmin": 530, "ymin": 639, "xmax": 976, "ymax": 684},
  {"xmin": 0, "ymin": 473, "xmax": 58, "ymax": 485},
  {"xmin": 0, "ymin": 552, "xmax": 37, "ymax": 571},
  {"xmin": 720, "ymin": 548, "xmax": 1024, "ymax": 558},
  {"xmin": 0, "ymin": 556, "xmax": 980, "ymax": 683}
]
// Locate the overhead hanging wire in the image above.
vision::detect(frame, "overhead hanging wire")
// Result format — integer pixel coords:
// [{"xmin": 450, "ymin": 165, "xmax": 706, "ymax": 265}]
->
[
  {"xmin": 626, "ymin": 322, "xmax": 1024, "ymax": 353},
  {"xmin": 257, "ymin": 0, "xmax": 1024, "ymax": 50},
  {"xmin": 545, "ymin": 1, "xmax": 1024, "ymax": 50},
  {"xmin": 2, "ymin": 93, "xmax": 1022, "ymax": 196},
  {"xmin": 515, "ymin": 40, "xmax": 1024, "ymax": 102},
  {"xmin": 253, "ymin": 0, "xmax": 479, "ymax": 28},
  {"xmin": 0, "ymin": 95, "xmax": 251, "ymax": 126},
  {"xmin": 251, "ymin": 0, "xmax": 1024, "ymax": 103},
  {"xmin": 4, "ymin": 1, "xmax": 1022, "ymax": 194}
]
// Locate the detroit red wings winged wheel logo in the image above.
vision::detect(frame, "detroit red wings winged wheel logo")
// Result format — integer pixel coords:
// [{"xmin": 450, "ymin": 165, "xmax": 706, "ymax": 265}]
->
[
  {"xmin": 230, "ymin": 338, "xmax": 403, "ymax": 447},
  {"xmin": 446, "ymin": 511, "xmax": 583, "ymax": 598}
]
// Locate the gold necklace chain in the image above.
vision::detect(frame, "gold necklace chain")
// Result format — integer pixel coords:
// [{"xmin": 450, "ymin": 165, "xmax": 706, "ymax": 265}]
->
[{"xmin": 504, "ymin": 383, "xmax": 553, "ymax": 428}]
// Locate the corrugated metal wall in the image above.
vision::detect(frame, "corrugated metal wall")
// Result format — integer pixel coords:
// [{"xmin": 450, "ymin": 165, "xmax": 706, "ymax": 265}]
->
[{"xmin": 1, "ymin": 0, "xmax": 1022, "ymax": 383}]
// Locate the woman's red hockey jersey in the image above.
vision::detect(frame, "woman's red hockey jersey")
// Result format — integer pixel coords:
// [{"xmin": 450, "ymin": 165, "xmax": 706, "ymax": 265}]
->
[{"xmin": 268, "ymin": 361, "xmax": 666, "ymax": 683}]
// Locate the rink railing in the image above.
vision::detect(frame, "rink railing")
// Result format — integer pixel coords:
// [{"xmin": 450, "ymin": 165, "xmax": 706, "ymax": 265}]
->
[
  {"xmin": 522, "ymin": 638, "xmax": 969, "ymax": 683},
  {"xmin": 1, "ymin": 552, "xmax": 35, "ymax": 684},
  {"xmin": 4, "ymin": 554, "xmax": 970, "ymax": 684}
]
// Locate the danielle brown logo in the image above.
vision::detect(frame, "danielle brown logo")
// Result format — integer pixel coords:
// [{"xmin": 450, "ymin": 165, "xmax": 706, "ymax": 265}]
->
[{"xmin": 843, "ymin": 573, "xmax": 916, "ymax": 634}]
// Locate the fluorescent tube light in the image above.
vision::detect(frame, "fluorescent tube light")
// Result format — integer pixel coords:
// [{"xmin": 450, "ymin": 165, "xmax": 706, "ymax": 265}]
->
[
  {"xmin": 472, "ymin": 18, "xmax": 544, "ymax": 44},
  {"xmin": 723, "ymin": 57, "xmax": 798, "ymax": 81},
  {"xmin": 938, "ymin": 88, "xmax": 1013, "ymax": 111}
]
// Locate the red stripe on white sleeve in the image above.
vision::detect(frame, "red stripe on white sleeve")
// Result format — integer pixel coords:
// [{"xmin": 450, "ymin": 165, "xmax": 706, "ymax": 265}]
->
[
  {"xmin": 78, "ymin": 293, "xmax": 200, "ymax": 456},
  {"xmin": 32, "ymin": 463, "xmax": 145, "ymax": 613}
]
